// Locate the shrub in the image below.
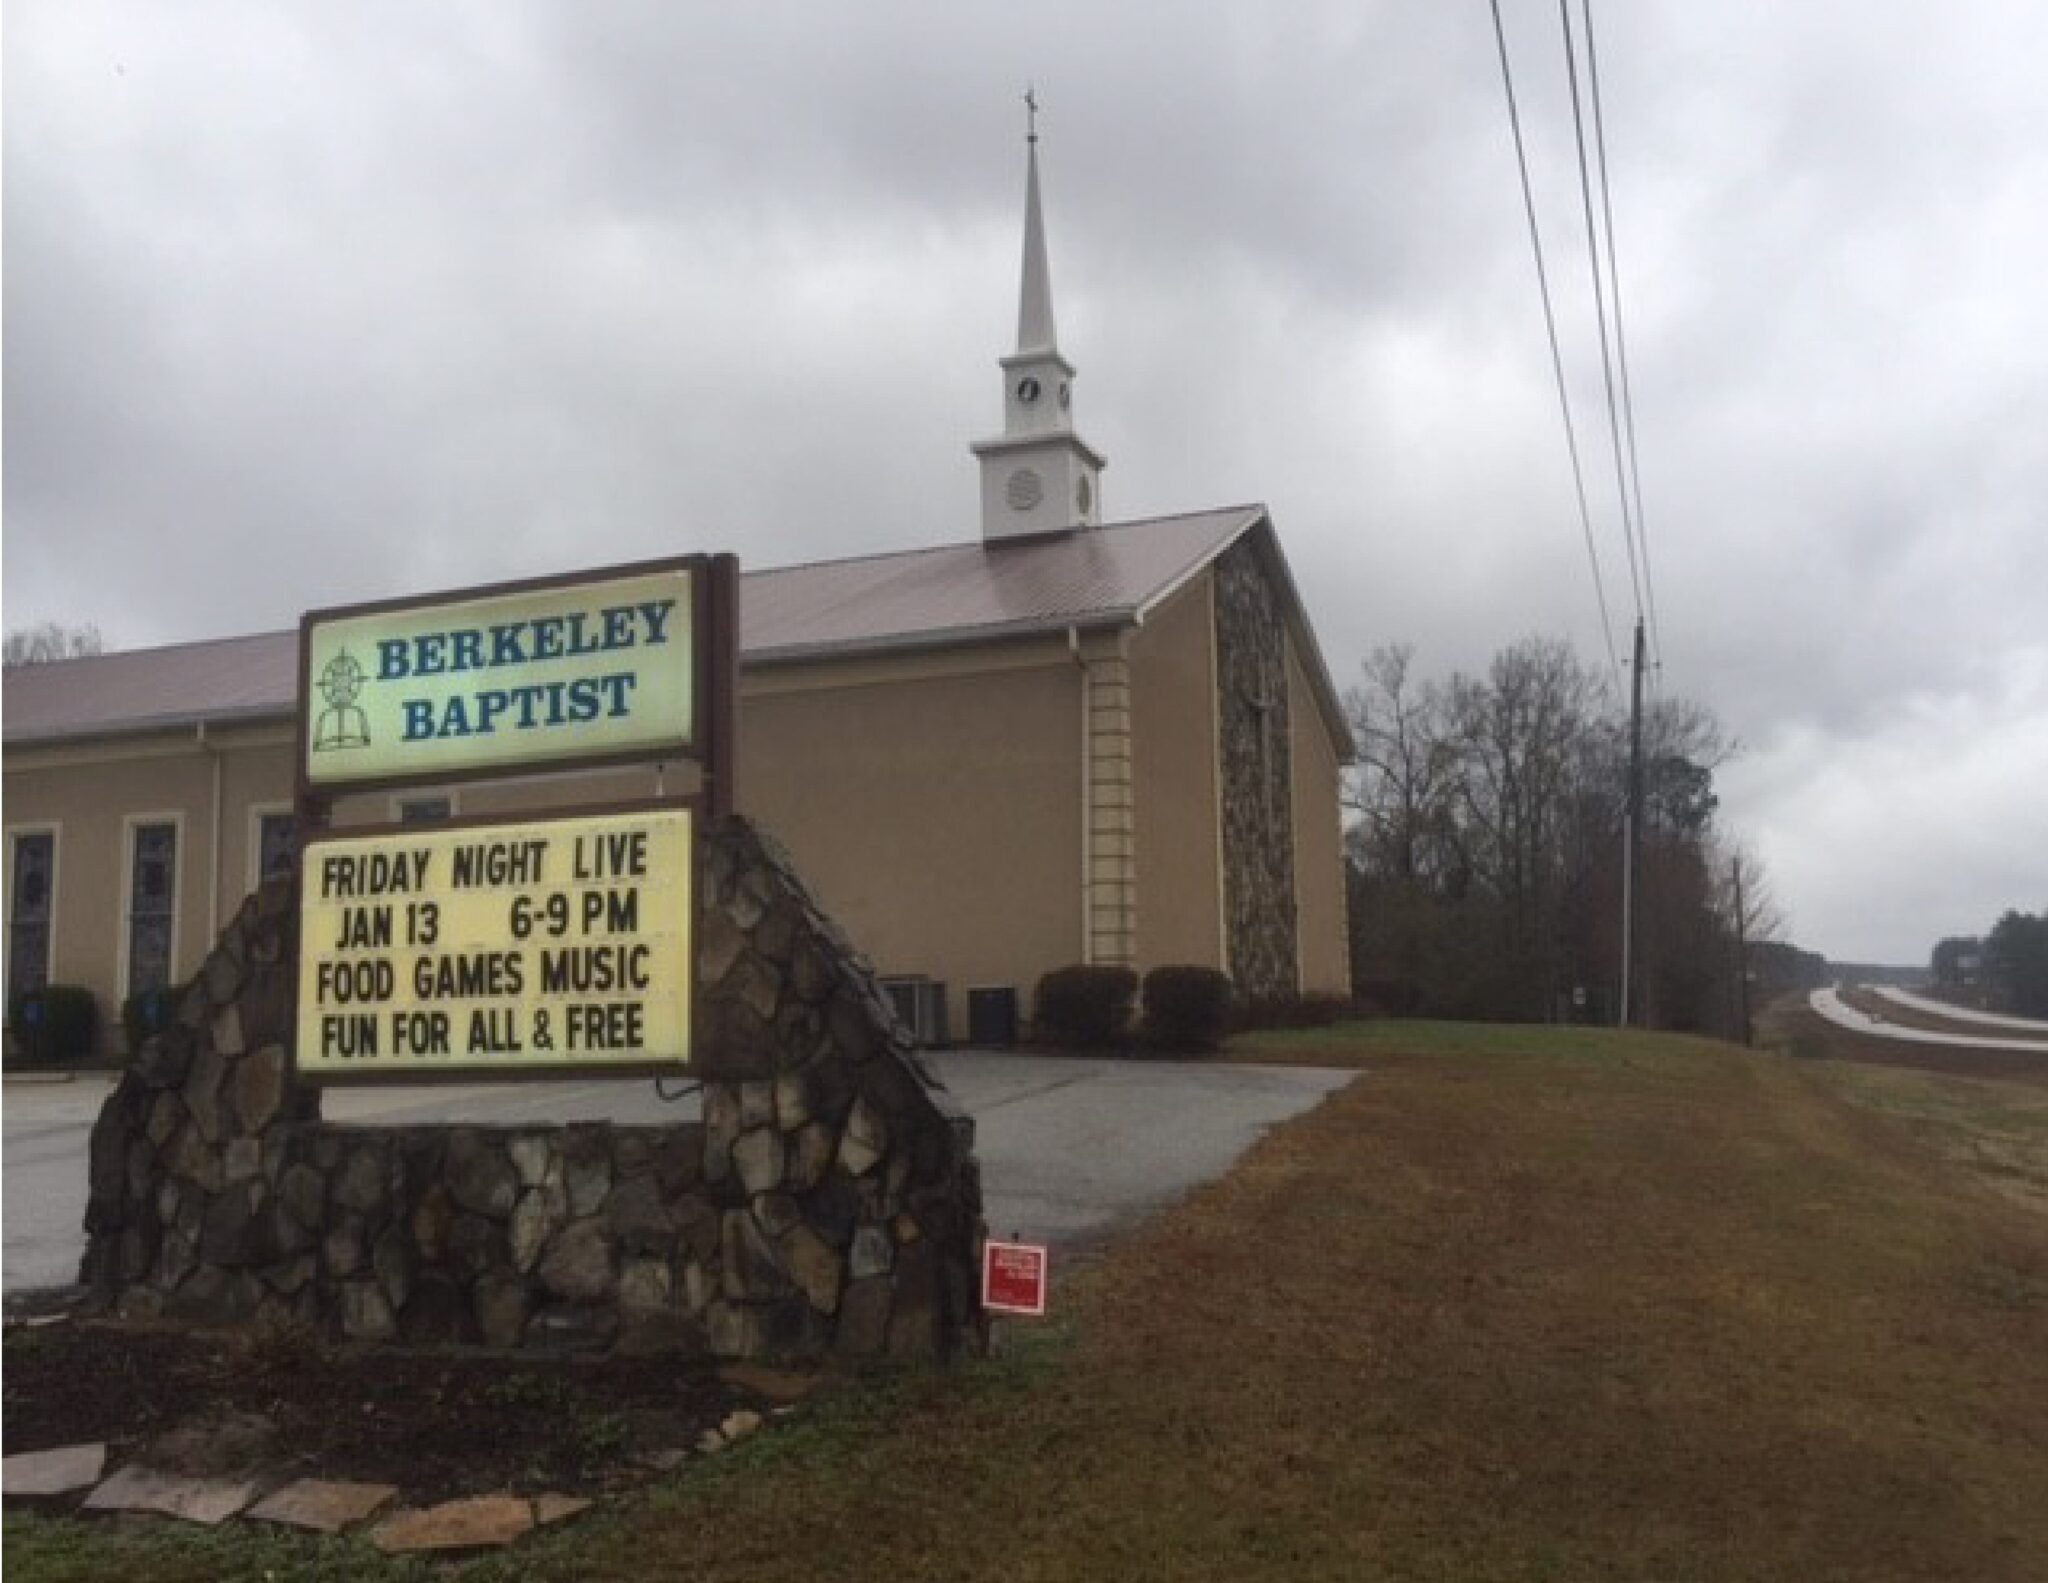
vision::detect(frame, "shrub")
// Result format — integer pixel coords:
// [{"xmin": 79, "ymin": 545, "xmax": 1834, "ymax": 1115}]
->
[
  {"xmin": 1141, "ymin": 965, "xmax": 1234, "ymax": 1052},
  {"xmin": 1033, "ymin": 965, "xmax": 1138, "ymax": 1049},
  {"xmin": 6, "ymin": 985, "xmax": 99, "ymax": 1066},
  {"xmin": 122, "ymin": 986, "xmax": 177, "ymax": 1054}
]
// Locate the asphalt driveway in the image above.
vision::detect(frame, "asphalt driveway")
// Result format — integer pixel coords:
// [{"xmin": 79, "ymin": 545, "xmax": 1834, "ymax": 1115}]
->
[{"xmin": 2, "ymin": 1052, "xmax": 1352, "ymax": 1296}]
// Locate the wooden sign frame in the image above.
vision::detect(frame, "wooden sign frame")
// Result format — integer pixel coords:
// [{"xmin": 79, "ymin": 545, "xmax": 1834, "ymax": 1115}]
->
[
  {"xmin": 286, "ymin": 551, "xmax": 738, "ymax": 1086},
  {"xmin": 294, "ymin": 552, "xmax": 740, "ymax": 820}
]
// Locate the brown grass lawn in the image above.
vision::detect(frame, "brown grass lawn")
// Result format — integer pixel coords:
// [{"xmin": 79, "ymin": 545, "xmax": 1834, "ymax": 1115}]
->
[
  {"xmin": 10, "ymin": 1024, "xmax": 2047, "ymax": 1582},
  {"xmin": 1762, "ymin": 994, "xmax": 2048, "ymax": 1216}
]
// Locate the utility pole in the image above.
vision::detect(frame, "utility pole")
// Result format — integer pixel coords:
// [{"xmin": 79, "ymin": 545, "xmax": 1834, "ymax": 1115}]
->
[
  {"xmin": 1618, "ymin": 617, "xmax": 1646, "ymax": 1027},
  {"xmin": 1732, "ymin": 855, "xmax": 1752, "ymax": 1045}
]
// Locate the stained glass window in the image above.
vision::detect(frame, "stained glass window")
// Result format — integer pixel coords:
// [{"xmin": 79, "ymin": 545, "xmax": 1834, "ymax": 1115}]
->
[
  {"xmin": 7, "ymin": 831, "xmax": 55, "ymax": 997},
  {"xmin": 127, "ymin": 822, "xmax": 177, "ymax": 994},
  {"xmin": 257, "ymin": 812, "xmax": 295, "ymax": 881}
]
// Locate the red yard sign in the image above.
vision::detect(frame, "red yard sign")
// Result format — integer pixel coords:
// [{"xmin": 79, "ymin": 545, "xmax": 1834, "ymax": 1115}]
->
[{"xmin": 981, "ymin": 1239, "xmax": 1049, "ymax": 1317}]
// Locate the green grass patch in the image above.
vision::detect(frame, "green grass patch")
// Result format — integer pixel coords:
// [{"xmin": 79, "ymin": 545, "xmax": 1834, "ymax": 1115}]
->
[
  {"xmin": 2, "ymin": 1512, "xmax": 418, "ymax": 1583},
  {"xmin": 1231, "ymin": 1014, "xmax": 1732, "ymax": 1066}
]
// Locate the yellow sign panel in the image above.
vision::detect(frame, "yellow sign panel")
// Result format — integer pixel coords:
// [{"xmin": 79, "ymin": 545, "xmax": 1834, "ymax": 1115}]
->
[
  {"xmin": 303, "ymin": 565, "xmax": 695, "ymax": 790},
  {"xmin": 294, "ymin": 806, "xmax": 692, "ymax": 1080}
]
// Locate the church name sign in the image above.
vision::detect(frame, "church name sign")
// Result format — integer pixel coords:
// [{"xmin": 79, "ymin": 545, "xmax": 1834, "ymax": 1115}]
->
[
  {"xmin": 298, "ymin": 558, "xmax": 704, "ymax": 795},
  {"xmin": 294, "ymin": 804, "xmax": 693, "ymax": 1081},
  {"xmin": 289, "ymin": 552, "xmax": 738, "ymax": 1083}
]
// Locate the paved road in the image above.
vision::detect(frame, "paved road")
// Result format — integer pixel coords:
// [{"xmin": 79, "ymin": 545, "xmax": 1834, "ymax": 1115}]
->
[
  {"xmin": 1873, "ymin": 985, "xmax": 2048, "ymax": 1036},
  {"xmin": 1810, "ymin": 988, "xmax": 2048, "ymax": 1053},
  {"xmin": 2, "ymin": 1053, "xmax": 1352, "ymax": 1296}
]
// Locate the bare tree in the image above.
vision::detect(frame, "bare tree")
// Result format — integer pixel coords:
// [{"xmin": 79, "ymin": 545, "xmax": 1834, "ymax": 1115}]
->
[
  {"xmin": 1715, "ymin": 838, "xmax": 1783, "ymax": 947},
  {"xmin": 1343, "ymin": 646, "xmax": 1464, "ymax": 1009},
  {"xmin": 1344, "ymin": 645, "xmax": 1460, "ymax": 887},
  {"xmin": 1446, "ymin": 638, "xmax": 1606, "ymax": 1015},
  {"xmin": 4, "ymin": 621, "xmax": 103, "ymax": 667},
  {"xmin": 1341, "ymin": 634, "xmax": 1767, "ymax": 1033}
]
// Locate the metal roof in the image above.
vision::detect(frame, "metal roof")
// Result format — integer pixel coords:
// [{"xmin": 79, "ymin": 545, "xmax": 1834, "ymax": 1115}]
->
[
  {"xmin": 2, "ymin": 628, "xmax": 301, "ymax": 746},
  {"xmin": 744, "ymin": 506, "xmax": 1259, "ymax": 664},
  {"xmin": 4, "ymin": 507, "xmax": 1277, "ymax": 748}
]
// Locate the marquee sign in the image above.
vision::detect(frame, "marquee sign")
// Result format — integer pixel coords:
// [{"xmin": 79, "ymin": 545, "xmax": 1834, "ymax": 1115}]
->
[
  {"xmin": 298, "ymin": 558, "xmax": 706, "ymax": 796},
  {"xmin": 293, "ymin": 803, "xmax": 694, "ymax": 1081}
]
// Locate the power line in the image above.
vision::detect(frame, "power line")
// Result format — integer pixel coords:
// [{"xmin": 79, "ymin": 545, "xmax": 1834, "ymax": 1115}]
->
[
  {"xmin": 1485, "ymin": 0, "xmax": 1622, "ymax": 684},
  {"xmin": 1579, "ymin": 0, "xmax": 1663, "ymax": 669},
  {"xmin": 1556, "ymin": 0, "xmax": 1646, "ymax": 643}
]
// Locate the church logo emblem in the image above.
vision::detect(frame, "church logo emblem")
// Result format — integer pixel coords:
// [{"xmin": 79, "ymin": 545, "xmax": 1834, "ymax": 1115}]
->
[{"xmin": 312, "ymin": 649, "xmax": 371, "ymax": 752}]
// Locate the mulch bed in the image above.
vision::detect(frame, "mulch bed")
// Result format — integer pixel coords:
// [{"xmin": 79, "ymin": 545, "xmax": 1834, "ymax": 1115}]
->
[{"xmin": 3, "ymin": 1319, "xmax": 793, "ymax": 1504}]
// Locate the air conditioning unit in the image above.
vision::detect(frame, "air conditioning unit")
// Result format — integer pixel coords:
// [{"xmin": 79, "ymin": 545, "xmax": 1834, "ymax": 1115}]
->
[
  {"xmin": 966, "ymin": 986, "xmax": 1019, "ymax": 1048},
  {"xmin": 880, "ymin": 976, "xmax": 948, "ymax": 1047}
]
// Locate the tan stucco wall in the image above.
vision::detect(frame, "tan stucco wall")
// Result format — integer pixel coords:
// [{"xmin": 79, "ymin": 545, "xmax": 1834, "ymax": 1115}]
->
[
  {"xmin": 4, "ymin": 727, "xmax": 284, "ymax": 1040},
  {"xmin": 1128, "ymin": 573, "xmax": 1225, "ymax": 972},
  {"xmin": 4, "ymin": 596, "xmax": 1350, "ymax": 1049},
  {"xmin": 4, "ymin": 639, "xmax": 1085, "ymax": 1050},
  {"xmin": 326, "ymin": 762, "xmax": 671, "ymax": 831},
  {"xmin": 218, "ymin": 739, "xmax": 297, "ymax": 903},
  {"xmin": 311, "ymin": 640, "xmax": 1088, "ymax": 1035},
  {"xmin": 734, "ymin": 639, "xmax": 1084, "ymax": 1038},
  {"xmin": 1288, "ymin": 639, "xmax": 1351, "ymax": 994}
]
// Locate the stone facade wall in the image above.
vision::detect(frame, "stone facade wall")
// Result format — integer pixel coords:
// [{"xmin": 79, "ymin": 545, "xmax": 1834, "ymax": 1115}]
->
[
  {"xmin": 1212, "ymin": 540, "xmax": 1298, "ymax": 998},
  {"xmin": 80, "ymin": 816, "xmax": 984, "ymax": 1360}
]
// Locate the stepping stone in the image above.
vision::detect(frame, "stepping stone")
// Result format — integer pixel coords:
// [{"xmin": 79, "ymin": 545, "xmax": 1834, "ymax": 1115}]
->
[
  {"xmin": 719, "ymin": 1409, "xmax": 763, "ymax": 1441},
  {"xmin": 2, "ymin": 1443, "xmax": 106, "ymax": 1499},
  {"xmin": 695, "ymin": 1429, "xmax": 726, "ymax": 1455},
  {"xmin": 247, "ymin": 1478, "xmax": 398, "ymax": 1533},
  {"xmin": 634, "ymin": 1448, "xmax": 687, "ymax": 1472},
  {"xmin": 717, "ymin": 1363, "xmax": 819, "ymax": 1403},
  {"xmin": 532, "ymin": 1492, "xmax": 594, "ymax": 1527},
  {"xmin": 369, "ymin": 1493, "xmax": 534, "ymax": 1554},
  {"xmin": 81, "ymin": 1465, "xmax": 260, "ymax": 1526}
]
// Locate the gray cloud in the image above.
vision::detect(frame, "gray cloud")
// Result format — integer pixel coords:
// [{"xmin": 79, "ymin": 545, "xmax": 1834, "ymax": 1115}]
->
[{"xmin": 6, "ymin": 0, "xmax": 2043, "ymax": 961}]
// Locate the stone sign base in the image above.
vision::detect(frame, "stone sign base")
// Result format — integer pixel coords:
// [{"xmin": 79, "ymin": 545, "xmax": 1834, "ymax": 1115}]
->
[{"xmin": 80, "ymin": 817, "xmax": 984, "ymax": 1359}]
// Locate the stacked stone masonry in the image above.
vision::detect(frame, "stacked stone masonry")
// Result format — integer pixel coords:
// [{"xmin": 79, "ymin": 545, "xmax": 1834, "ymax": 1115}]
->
[
  {"xmin": 1213, "ymin": 539, "xmax": 1298, "ymax": 997},
  {"xmin": 79, "ymin": 816, "xmax": 985, "ymax": 1360}
]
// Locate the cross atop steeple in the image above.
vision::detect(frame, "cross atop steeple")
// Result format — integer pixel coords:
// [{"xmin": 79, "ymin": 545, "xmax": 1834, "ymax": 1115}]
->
[{"xmin": 1024, "ymin": 84, "xmax": 1039, "ymax": 145}]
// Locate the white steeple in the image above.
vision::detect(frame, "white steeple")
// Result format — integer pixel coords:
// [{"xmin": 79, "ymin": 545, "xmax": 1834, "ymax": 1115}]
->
[
  {"xmin": 1017, "ymin": 128, "xmax": 1057, "ymax": 355},
  {"xmin": 972, "ymin": 90, "xmax": 1105, "ymax": 542}
]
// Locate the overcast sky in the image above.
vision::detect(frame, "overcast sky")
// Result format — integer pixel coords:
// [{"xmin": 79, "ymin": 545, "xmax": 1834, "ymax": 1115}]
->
[{"xmin": 5, "ymin": 1, "xmax": 2043, "ymax": 963}]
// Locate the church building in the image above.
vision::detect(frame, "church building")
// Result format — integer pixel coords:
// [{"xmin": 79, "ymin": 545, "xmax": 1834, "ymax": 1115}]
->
[{"xmin": 3, "ymin": 130, "xmax": 1354, "ymax": 1053}]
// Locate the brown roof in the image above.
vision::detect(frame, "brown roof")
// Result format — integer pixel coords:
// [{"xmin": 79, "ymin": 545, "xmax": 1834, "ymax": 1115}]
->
[
  {"xmin": 744, "ymin": 505, "xmax": 1258, "ymax": 664},
  {"xmin": 5, "ymin": 507, "xmax": 1293, "ymax": 748},
  {"xmin": 3, "ymin": 628, "xmax": 300, "ymax": 746}
]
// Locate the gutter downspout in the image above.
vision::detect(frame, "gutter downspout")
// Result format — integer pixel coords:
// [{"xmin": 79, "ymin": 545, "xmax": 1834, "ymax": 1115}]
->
[
  {"xmin": 1207, "ymin": 575, "xmax": 1229, "ymax": 970},
  {"xmin": 196, "ymin": 723, "xmax": 223, "ymax": 940},
  {"xmin": 1069, "ymin": 626, "xmax": 1092, "ymax": 966}
]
